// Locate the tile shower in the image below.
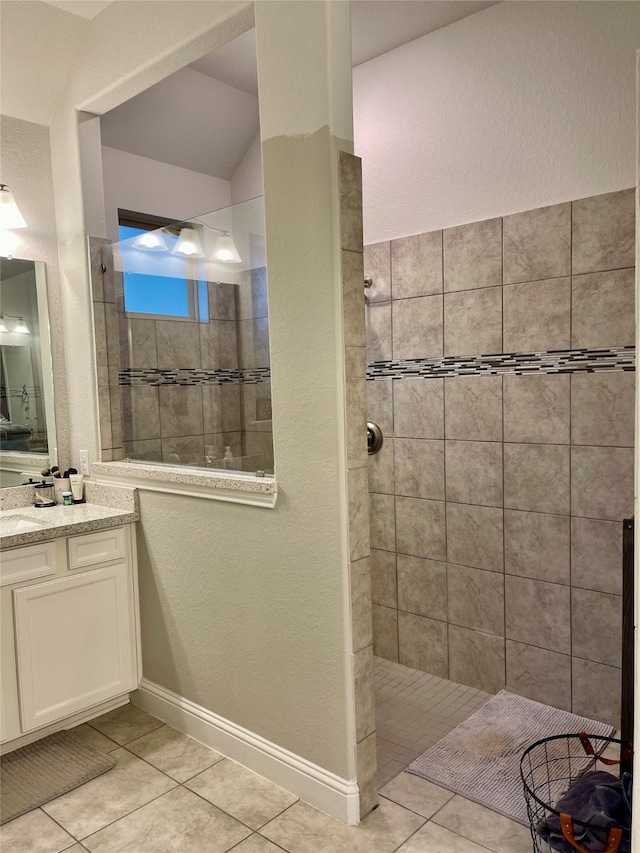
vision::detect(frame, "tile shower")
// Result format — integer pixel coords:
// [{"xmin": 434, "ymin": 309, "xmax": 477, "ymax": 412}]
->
[{"xmin": 365, "ymin": 188, "xmax": 635, "ymax": 728}]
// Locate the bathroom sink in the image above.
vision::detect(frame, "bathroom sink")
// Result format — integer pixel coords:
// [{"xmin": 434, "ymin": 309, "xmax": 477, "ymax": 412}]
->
[{"xmin": 1, "ymin": 515, "xmax": 48, "ymax": 535}]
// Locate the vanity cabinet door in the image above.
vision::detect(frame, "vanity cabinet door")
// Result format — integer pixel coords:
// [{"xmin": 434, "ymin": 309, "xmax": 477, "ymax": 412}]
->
[{"xmin": 13, "ymin": 564, "xmax": 137, "ymax": 732}]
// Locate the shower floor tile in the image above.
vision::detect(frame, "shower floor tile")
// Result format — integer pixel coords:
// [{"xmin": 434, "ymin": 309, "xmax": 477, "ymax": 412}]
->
[{"xmin": 373, "ymin": 657, "xmax": 492, "ymax": 788}]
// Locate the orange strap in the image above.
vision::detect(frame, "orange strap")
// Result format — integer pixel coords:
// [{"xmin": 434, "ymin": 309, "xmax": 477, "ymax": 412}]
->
[
  {"xmin": 560, "ymin": 814, "xmax": 622, "ymax": 853},
  {"xmin": 578, "ymin": 732, "xmax": 633, "ymax": 767}
]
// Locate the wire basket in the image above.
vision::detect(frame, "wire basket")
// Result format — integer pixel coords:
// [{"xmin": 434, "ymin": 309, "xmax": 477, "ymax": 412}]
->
[{"xmin": 520, "ymin": 733, "xmax": 632, "ymax": 853}]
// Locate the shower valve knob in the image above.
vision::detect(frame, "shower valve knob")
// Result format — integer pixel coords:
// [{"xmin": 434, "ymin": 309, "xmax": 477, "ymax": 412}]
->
[{"xmin": 367, "ymin": 421, "xmax": 383, "ymax": 455}]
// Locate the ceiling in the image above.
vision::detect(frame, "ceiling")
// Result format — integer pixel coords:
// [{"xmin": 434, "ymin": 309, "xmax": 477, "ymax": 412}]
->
[{"xmin": 62, "ymin": 1, "xmax": 499, "ymax": 180}]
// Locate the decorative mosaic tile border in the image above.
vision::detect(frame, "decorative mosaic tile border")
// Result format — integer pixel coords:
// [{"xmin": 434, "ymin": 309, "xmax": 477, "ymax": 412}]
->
[
  {"xmin": 366, "ymin": 346, "xmax": 635, "ymax": 381},
  {"xmin": 119, "ymin": 367, "xmax": 271, "ymax": 386}
]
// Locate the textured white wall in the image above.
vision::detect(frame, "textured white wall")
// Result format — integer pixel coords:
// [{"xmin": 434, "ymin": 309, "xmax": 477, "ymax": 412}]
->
[
  {"xmin": 231, "ymin": 133, "xmax": 264, "ymax": 204},
  {"xmin": 354, "ymin": 1, "xmax": 640, "ymax": 243},
  {"xmin": 101, "ymin": 146, "xmax": 232, "ymax": 242}
]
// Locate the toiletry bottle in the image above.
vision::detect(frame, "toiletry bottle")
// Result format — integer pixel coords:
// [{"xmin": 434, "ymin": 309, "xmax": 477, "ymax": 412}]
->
[
  {"xmin": 69, "ymin": 473, "xmax": 84, "ymax": 503},
  {"xmin": 223, "ymin": 446, "xmax": 233, "ymax": 469}
]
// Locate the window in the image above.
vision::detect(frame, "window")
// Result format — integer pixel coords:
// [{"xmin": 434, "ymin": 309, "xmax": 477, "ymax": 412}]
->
[{"xmin": 118, "ymin": 211, "xmax": 208, "ymax": 322}]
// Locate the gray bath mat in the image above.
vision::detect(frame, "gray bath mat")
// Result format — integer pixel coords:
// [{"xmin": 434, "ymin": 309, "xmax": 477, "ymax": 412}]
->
[
  {"xmin": 407, "ymin": 689, "xmax": 614, "ymax": 825},
  {"xmin": 1, "ymin": 729, "xmax": 115, "ymax": 824}
]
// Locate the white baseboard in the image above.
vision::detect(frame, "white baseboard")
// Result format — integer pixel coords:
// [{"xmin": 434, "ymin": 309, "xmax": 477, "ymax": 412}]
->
[{"xmin": 133, "ymin": 678, "xmax": 361, "ymax": 825}]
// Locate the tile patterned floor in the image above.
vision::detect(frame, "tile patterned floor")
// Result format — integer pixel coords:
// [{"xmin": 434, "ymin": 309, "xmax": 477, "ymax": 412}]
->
[{"xmin": 0, "ymin": 667, "xmax": 533, "ymax": 853}]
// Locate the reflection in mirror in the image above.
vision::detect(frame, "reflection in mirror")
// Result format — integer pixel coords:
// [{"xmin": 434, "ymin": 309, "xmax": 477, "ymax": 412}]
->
[{"xmin": 0, "ymin": 258, "xmax": 57, "ymax": 486}]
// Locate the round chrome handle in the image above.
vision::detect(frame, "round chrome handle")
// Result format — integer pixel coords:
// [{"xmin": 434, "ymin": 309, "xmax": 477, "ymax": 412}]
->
[{"xmin": 367, "ymin": 421, "xmax": 383, "ymax": 455}]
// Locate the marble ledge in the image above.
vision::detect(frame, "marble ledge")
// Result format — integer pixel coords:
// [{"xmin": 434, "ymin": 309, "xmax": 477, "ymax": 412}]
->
[{"xmin": 0, "ymin": 502, "xmax": 138, "ymax": 550}]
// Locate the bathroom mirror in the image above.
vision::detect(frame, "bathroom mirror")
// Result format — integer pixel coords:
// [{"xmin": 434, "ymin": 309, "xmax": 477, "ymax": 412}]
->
[{"xmin": 0, "ymin": 258, "xmax": 57, "ymax": 485}]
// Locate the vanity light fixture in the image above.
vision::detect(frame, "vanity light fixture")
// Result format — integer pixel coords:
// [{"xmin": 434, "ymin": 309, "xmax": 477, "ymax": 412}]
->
[
  {"xmin": 13, "ymin": 317, "xmax": 29, "ymax": 334},
  {"xmin": 0, "ymin": 185, "xmax": 27, "ymax": 229},
  {"xmin": 0, "ymin": 230, "xmax": 19, "ymax": 258},
  {"xmin": 171, "ymin": 226, "xmax": 205, "ymax": 259},
  {"xmin": 132, "ymin": 230, "xmax": 169, "ymax": 252},
  {"xmin": 210, "ymin": 231, "xmax": 242, "ymax": 264},
  {"xmin": 0, "ymin": 316, "xmax": 8, "ymax": 333}
]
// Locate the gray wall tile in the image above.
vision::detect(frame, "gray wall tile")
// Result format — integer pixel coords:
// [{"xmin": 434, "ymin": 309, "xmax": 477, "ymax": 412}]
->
[
  {"xmin": 155, "ymin": 320, "xmax": 200, "ymax": 370},
  {"xmin": 339, "ymin": 151, "xmax": 363, "ymax": 252},
  {"xmin": 572, "ymin": 588, "xmax": 621, "ymax": 668},
  {"xmin": 363, "ymin": 241, "xmax": 391, "ymax": 302},
  {"xmin": 348, "ymin": 467, "xmax": 371, "ymax": 562},
  {"xmin": 394, "ymin": 378, "xmax": 444, "ymax": 439},
  {"xmin": 394, "ymin": 438, "xmax": 445, "ymax": 500},
  {"xmin": 504, "ymin": 510, "xmax": 570, "ymax": 585},
  {"xmin": 367, "ymin": 378, "xmax": 393, "ymax": 437},
  {"xmin": 372, "ymin": 605, "xmax": 398, "ymax": 661},
  {"xmin": 397, "ymin": 554, "xmax": 447, "ymax": 620},
  {"xmin": 351, "ymin": 557, "xmax": 373, "ymax": 653},
  {"xmin": 503, "ymin": 375, "xmax": 570, "ymax": 444},
  {"xmin": 127, "ymin": 318, "xmax": 157, "ymax": 368},
  {"xmin": 368, "ymin": 436, "xmax": 394, "ymax": 494},
  {"xmin": 162, "ymin": 435, "xmax": 204, "ymax": 467},
  {"xmin": 447, "ymin": 563, "xmax": 505, "ymax": 636},
  {"xmin": 572, "ymin": 659, "xmax": 621, "ymax": 728},
  {"xmin": 371, "ymin": 549, "xmax": 397, "ymax": 608},
  {"xmin": 445, "ymin": 440, "xmax": 503, "ymax": 507},
  {"xmin": 370, "ymin": 492, "xmax": 396, "ymax": 552},
  {"xmin": 345, "ymin": 346, "xmax": 367, "ymax": 470},
  {"xmin": 398, "ymin": 611, "xmax": 448, "ymax": 677},
  {"xmin": 503, "ymin": 202, "xmax": 571, "ymax": 284},
  {"xmin": 158, "ymin": 386, "xmax": 204, "ymax": 439},
  {"xmin": 572, "ymin": 189, "xmax": 635, "ymax": 275},
  {"xmin": 392, "ymin": 295, "xmax": 443, "ymax": 360},
  {"xmin": 448, "ymin": 626, "xmax": 506, "ymax": 693},
  {"xmin": 444, "ymin": 287, "xmax": 502, "ymax": 356},
  {"xmin": 506, "ymin": 641, "xmax": 571, "ymax": 711},
  {"xmin": 446, "ymin": 502, "xmax": 504, "ymax": 573},
  {"xmin": 571, "ymin": 446, "xmax": 634, "ymax": 521},
  {"xmin": 444, "ymin": 376, "xmax": 502, "ymax": 442},
  {"xmin": 395, "ymin": 496, "xmax": 446, "ymax": 561},
  {"xmin": 503, "ymin": 278, "xmax": 571, "ymax": 352},
  {"xmin": 571, "ymin": 518, "xmax": 622, "ymax": 595},
  {"xmin": 391, "ymin": 231, "xmax": 443, "ymax": 299},
  {"xmin": 366, "ymin": 302, "xmax": 392, "ymax": 362},
  {"xmin": 505, "ymin": 575, "xmax": 570, "ymax": 654},
  {"xmin": 342, "ymin": 250, "xmax": 366, "ymax": 348},
  {"xmin": 354, "ymin": 646, "xmax": 375, "ymax": 741},
  {"xmin": 356, "ymin": 732, "xmax": 378, "ymax": 817},
  {"xmin": 571, "ymin": 268, "xmax": 635, "ymax": 348},
  {"xmin": 504, "ymin": 443, "xmax": 570, "ymax": 515},
  {"xmin": 571, "ymin": 372, "xmax": 635, "ymax": 447},
  {"xmin": 443, "ymin": 217, "xmax": 502, "ymax": 293}
]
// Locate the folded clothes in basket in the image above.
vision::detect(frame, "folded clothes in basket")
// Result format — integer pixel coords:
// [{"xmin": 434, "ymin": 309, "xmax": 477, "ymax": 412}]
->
[{"xmin": 538, "ymin": 770, "xmax": 632, "ymax": 853}]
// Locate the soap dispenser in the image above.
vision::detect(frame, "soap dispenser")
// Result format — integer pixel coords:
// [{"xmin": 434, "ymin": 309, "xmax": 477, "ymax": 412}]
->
[{"xmin": 223, "ymin": 446, "xmax": 233, "ymax": 469}]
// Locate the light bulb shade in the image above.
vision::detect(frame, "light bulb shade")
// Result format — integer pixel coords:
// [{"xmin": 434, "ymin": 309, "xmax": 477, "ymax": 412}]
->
[
  {"xmin": 211, "ymin": 233, "xmax": 242, "ymax": 263},
  {"xmin": 171, "ymin": 227, "xmax": 205, "ymax": 258},
  {"xmin": 0, "ymin": 187, "xmax": 27, "ymax": 229},
  {"xmin": 132, "ymin": 230, "xmax": 169, "ymax": 252},
  {"xmin": 0, "ymin": 229, "xmax": 19, "ymax": 257},
  {"xmin": 0, "ymin": 316, "xmax": 8, "ymax": 333},
  {"xmin": 13, "ymin": 317, "xmax": 29, "ymax": 334}
]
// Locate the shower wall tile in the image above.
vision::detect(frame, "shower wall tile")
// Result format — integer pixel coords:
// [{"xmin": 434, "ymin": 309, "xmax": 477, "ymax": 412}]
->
[
  {"xmin": 444, "ymin": 376, "xmax": 502, "ymax": 442},
  {"xmin": 571, "ymin": 518, "xmax": 622, "ymax": 596},
  {"xmin": 155, "ymin": 320, "xmax": 200, "ymax": 370},
  {"xmin": 366, "ymin": 302, "xmax": 392, "ymax": 362},
  {"xmin": 338, "ymin": 150, "xmax": 363, "ymax": 253},
  {"xmin": 391, "ymin": 231, "xmax": 442, "ymax": 299},
  {"xmin": 158, "ymin": 386, "xmax": 204, "ymax": 439},
  {"xmin": 162, "ymin": 435, "xmax": 204, "ymax": 467},
  {"xmin": 571, "ymin": 372, "xmax": 635, "ymax": 447},
  {"xmin": 504, "ymin": 510, "xmax": 570, "ymax": 585},
  {"xmin": 398, "ymin": 611, "xmax": 448, "ymax": 677},
  {"xmin": 370, "ymin": 492, "xmax": 396, "ymax": 552},
  {"xmin": 372, "ymin": 605, "xmax": 398, "ymax": 661},
  {"xmin": 571, "ymin": 268, "xmax": 635, "ymax": 348},
  {"xmin": 445, "ymin": 440, "xmax": 502, "ymax": 507},
  {"xmin": 367, "ymin": 378, "xmax": 393, "ymax": 437},
  {"xmin": 393, "ymin": 377, "xmax": 443, "ymax": 439},
  {"xmin": 503, "ymin": 375, "xmax": 570, "ymax": 444},
  {"xmin": 89, "ymin": 236, "xmax": 106, "ymax": 302},
  {"xmin": 345, "ymin": 346, "xmax": 367, "ymax": 470},
  {"xmin": 447, "ymin": 563, "xmax": 504, "ymax": 637},
  {"xmin": 239, "ymin": 318, "xmax": 270, "ymax": 369},
  {"xmin": 503, "ymin": 202, "xmax": 571, "ymax": 284},
  {"xmin": 104, "ymin": 302, "xmax": 121, "ymax": 368},
  {"xmin": 571, "ymin": 588, "xmax": 621, "ymax": 668},
  {"xmin": 127, "ymin": 319, "xmax": 158, "ymax": 368},
  {"xmin": 572, "ymin": 659, "xmax": 621, "ymax": 729},
  {"xmin": 351, "ymin": 556, "xmax": 373, "ymax": 653},
  {"xmin": 397, "ymin": 555, "xmax": 447, "ymax": 620},
  {"xmin": 504, "ymin": 443, "xmax": 570, "ymax": 515},
  {"xmin": 342, "ymin": 250, "xmax": 366, "ymax": 348},
  {"xmin": 449, "ymin": 626, "xmax": 506, "ymax": 694},
  {"xmin": 392, "ymin": 295, "xmax": 443, "ymax": 360},
  {"xmin": 93, "ymin": 302, "xmax": 108, "ymax": 367},
  {"xmin": 356, "ymin": 730, "xmax": 379, "ymax": 818},
  {"xmin": 395, "ymin": 496, "xmax": 446, "ymax": 561},
  {"xmin": 445, "ymin": 502, "xmax": 504, "ymax": 573},
  {"xmin": 123, "ymin": 386, "xmax": 161, "ymax": 442},
  {"xmin": 124, "ymin": 439, "xmax": 162, "ymax": 463},
  {"xmin": 506, "ymin": 641, "xmax": 572, "ymax": 712},
  {"xmin": 98, "ymin": 385, "xmax": 113, "ymax": 450},
  {"xmin": 571, "ymin": 446, "xmax": 634, "ymax": 521},
  {"xmin": 212, "ymin": 282, "xmax": 237, "ymax": 321},
  {"xmin": 371, "ymin": 549, "xmax": 397, "ymax": 609},
  {"xmin": 443, "ymin": 217, "xmax": 502, "ymax": 293},
  {"xmin": 394, "ymin": 438, "xmax": 445, "ymax": 500},
  {"xmin": 503, "ymin": 278, "xmax": 571, "ymax": 352},
  {"xmin": 348, "ymin": 467, "xmax": 370, "ymax": 562},
  {"xmin": 443, "ymin": 287, "xmax": 502, "ymax": 356},
  {"xmin": 363, "ymin": 241, "xmax": 391, "ymax": 302},
  {"xmin": 572, "ymin": 188, "xmax": 635, "ymax": 275},
  {"xmin": 505, "ymin": 575, "xmax": 571, "ymax": 654},
  {"xmin": 368, "ymin": 437, "xmax": 394, "ymax": 494},
  {"xmin": 354, "ymin": 645, "xmax": 375, "ymax": 741}
]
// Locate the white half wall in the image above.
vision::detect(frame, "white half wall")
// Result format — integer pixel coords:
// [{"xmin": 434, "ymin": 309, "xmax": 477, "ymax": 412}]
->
[
  {"xmin": 353, "ymin": 0, "xmax": 640, "ymax": 243},
  {"xmin": 101, "ymin": 146, "xmax": 232, "ymax": 242}
]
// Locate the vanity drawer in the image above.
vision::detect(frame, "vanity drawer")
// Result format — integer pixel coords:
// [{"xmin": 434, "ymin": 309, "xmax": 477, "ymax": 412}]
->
[
  {"xmin": 1, "ymin": 542, "xmax": 57, "ymax": 587},
  {"xmin": 68, "ymin": 527, "xmax": 126, "ymax": 570}
]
